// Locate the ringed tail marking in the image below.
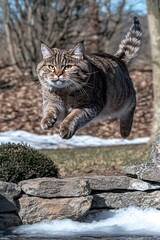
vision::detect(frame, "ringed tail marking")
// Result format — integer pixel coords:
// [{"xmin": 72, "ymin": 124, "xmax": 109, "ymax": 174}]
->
[{"xmin": 115, "ymin": 16, "xmax": 142, "ymax": 64}]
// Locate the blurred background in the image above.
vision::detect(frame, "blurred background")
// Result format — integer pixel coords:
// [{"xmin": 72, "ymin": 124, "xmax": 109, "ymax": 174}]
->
[{"xmin": 0, "ymin": 0, "xmax": 153, "ymax": 139}]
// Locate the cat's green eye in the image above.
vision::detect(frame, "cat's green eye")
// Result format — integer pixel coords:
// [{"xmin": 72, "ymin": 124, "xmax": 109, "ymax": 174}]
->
[
  {"xmin": 47, "ymin": 65, "xmax": 55, "ymax": 71},
  {"xmin": 65, "ymin": 65, "xmax": 72, "ymax": 70}
]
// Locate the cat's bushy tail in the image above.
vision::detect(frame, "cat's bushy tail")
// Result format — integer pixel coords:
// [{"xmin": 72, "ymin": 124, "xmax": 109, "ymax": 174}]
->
[{"xmin": 115, "ymin": 16, "xmax": 142, "ymax": 64}]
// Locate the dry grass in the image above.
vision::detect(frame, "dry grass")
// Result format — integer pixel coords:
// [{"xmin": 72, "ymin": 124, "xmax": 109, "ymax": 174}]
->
[{"xmin": 40, "ymin": 144, "xmax": 150, "ymax": 177}]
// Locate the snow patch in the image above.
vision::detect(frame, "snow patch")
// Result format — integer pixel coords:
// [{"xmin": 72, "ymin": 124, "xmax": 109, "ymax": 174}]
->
[
  {"xmin": 13, "ymin": 207, "xmax": 160, "ymax": 237},
  {"xmin": 0, "ymin": 130, "xmax": 149, "ymax": 149}
]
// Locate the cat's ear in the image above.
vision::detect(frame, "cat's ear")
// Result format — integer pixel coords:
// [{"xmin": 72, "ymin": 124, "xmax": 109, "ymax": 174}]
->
[
  {"xmin": 70, "ymin": 43, "xmax": 85, "ymax": 59},
  {"xmin": 41, "ymin": 43, "xmax": 53, "ymax": 59}
]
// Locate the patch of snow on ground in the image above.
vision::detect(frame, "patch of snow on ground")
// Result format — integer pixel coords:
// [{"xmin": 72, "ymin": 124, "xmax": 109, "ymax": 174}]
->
[
  {"xmin": 12, "ymin": 207, "xmax": 160, "ymax": 237},
  {"xmin": 0, "ymin": 130, "xmax": 149, "ymax": 149}
]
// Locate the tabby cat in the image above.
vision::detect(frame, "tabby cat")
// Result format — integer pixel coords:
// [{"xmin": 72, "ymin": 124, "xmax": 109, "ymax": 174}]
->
[{"xmin": 37, "ymin": 16, "xmax": 142, "ymax": 139}]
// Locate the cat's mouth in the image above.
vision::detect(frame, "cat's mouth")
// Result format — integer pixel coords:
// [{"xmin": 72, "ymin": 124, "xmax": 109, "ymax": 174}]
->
[{"xmin": 49, "ymin": 79, "xmax": 68, "ymax": 89}]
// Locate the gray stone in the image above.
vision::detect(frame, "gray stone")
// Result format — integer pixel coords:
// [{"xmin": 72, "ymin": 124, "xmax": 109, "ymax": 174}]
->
[
  {"xmin": 18, "ymin": 195, "xmax": 93, "ymax": 224},
  {"xmin": 84, "ymin": 175, "xmax": 160, "ymax": 191},
  {"xmin": 0, "ymin": 194, "xmax": 17, "ymax": 213},
  {"xmin": 149, "ymin": 132, "xmax": 160, "ymax": 163},
  {"xmin": 0, "ymin": 181, "xmax": 21, "ymax": 198},
  {"xmin": 92, "ymin": 191, "xmax": 160, "ymax": 209},
  {"xmin": 123, "ymin": 163, "xmax": 146, "ymax": 178},
  {"xmin": 123, "ymin": 163, "xmax": 160, "ymax": 183},
  {"xmin": 128, "ymin": 177, "xmax": 160, "ymax": 190},
  {"xmin": 139, "ymin": 163, "xmax": 160, "ymax": 182},
  {"xmin": 0, "ymin": 181, "xmax": 21, "ymax": 213},
  {"xmin": 0, "ymin": 213, "xmax": 22, "ymax": 229},
  {"xmin": 123, "ymin": 132, "xmax": 160, "ymax": 183},
  {"xmin": 19, "ymin": 177, "xmax": 91, "ymax": 197}
]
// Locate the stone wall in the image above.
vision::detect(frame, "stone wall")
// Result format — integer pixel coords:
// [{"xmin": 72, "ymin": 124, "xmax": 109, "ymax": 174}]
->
[
  {"xmin": 1, "ymin": 173, "xmax": 160, "ymax": 229},
  {"xmin": 1, "ymin": 132, "xmax": 160, "ymax": 229}
]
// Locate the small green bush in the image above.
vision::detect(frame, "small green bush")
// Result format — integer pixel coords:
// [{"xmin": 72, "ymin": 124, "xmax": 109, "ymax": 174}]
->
[{"xmin": 0, "ymin": 142, "xmax": 59, "ymax": 183}]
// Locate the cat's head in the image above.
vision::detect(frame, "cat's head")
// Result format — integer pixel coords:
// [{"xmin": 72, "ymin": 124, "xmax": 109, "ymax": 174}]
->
[{"xmin": 37, "ymin": 42, "xmax": 89, "ymax": 91}]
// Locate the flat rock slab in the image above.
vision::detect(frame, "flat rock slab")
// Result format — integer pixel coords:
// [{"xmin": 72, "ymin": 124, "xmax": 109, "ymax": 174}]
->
[
  {"xmin": 0, "ymin": 181, "xmax": 21, "ymax": 213},
  {"xmin": 92, "ymin": 191, "xmax": 160, "ymax": 209},
  {"xmin": 138, "ymin": 163, "xmax": 160, "ymax": 182},
  {"xmin": 84, "ymin": 175, "xmax": 160, "ymax": 191},
  {"xmin": 123, "ymin": 132, "xmax": 160, "ymax": 183},
  {"xmin": 149, "ymin": 132, "xmax": 160, "ymax": 164},
  {"xmin": 19, "ymin": 177, "xmax": 91, "ymax": 197},
  {"xmin": 123, "ymin": 163, "xmax": 160, "ymax": 183},
  {"xmin": 18, "ymin": 195, "xmax": 93, "ymax": 224},
  {"xmin": 123, "ymin": 163, "xmax": 145, "ymax": 178}
]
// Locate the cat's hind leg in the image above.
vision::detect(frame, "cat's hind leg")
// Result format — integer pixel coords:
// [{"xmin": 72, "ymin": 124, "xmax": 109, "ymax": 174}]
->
[{"xmin": 120, "ymin": 106, "xmax": 135, "ymax": 139}]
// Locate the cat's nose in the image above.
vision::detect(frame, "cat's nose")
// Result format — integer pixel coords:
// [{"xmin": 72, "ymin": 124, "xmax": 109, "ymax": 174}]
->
[{"xmin": 55, "ymin": 67, "xmax": 63, "ymax": 77}]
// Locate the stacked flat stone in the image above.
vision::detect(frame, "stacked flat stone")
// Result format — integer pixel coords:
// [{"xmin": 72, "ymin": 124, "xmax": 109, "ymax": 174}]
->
[{"xmin": 1, "ymin": 132, "xmax": 160, "ymax": 228}]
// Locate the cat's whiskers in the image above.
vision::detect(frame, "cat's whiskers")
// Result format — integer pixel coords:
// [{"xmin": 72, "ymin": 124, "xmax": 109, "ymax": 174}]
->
[
  {"xmin": 72, "ymin": 77, "xmax": 93, "ymax": 90},
  {"xmin": 86, "ymin": 70, "xmax": 100, "ymax": 75},
  {"xmin": 68, "ymin": 79, "xmax": 88, "ymax": 96},
  {"xmin": 68, "ymin": 79, "xmax": 80, "ymax": 91}
]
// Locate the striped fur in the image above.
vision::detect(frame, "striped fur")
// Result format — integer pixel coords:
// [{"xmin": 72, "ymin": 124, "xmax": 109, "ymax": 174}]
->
[
  {"xmin": 115, "ymin": 16, "xmax": 142, "ymax": 64},
  {"xmin": 37, "ymin": 17, "xmax": 141, "ymax": 139}
]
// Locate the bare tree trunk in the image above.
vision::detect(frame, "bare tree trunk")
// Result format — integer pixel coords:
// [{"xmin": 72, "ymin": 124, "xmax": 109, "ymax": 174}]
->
[
  {"xmin": 89, "ymin": 0, "xmax": 99, "ymax": 52},
  {"xmin": 147, "ymin": 0, "xmax": 160, "ymax": 139},
  {"xmin": 1, "ymin": 0, "xmax": 22, "ymax": 75},
  {"xmin": 99, "ymin": 0, "xmax": 126, "ymax": 52}
]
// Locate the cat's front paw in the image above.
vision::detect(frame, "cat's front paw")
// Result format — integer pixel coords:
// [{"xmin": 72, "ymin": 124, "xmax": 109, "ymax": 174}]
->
[
  {"xmin": 41, "ymin": 115, "xmax": 57, "ymax": 130},
  {"xmin": 59, "ymin": 124, "xmax": 75, "ymax": 139}
]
